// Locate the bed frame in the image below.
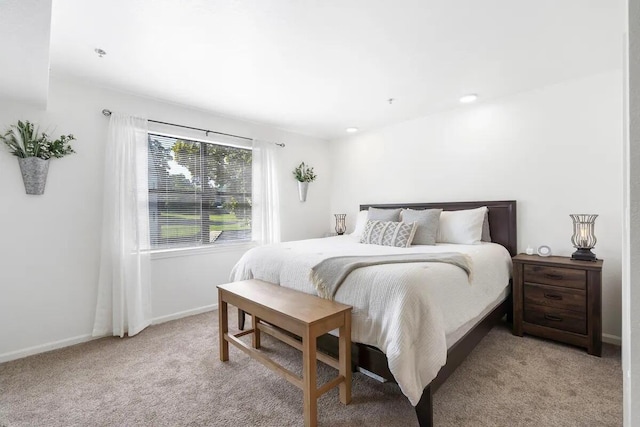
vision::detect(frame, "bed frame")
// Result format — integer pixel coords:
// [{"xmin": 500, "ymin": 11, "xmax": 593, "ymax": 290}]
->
[{"xmin": 239, "ymin": 200, "xmax": 517, "ymax": 426}]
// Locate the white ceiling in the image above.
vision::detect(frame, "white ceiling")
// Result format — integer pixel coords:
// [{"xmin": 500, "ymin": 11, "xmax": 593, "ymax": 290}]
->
[{"xmin": 10, "ymin": 1, "xmax": 628, "ymax": 138}]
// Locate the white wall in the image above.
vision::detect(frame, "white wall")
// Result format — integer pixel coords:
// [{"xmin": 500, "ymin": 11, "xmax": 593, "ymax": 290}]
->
[
  {"xmin": 625, "ymin": 0, "xmax": 639, "ymax": 424},
  {"xmin": 329, "ymin": 70, "xmax": 623, "ymax": 340},
  {"xmin": 0, "ymin": 76, "xmax": 331, "ymax": 361}
]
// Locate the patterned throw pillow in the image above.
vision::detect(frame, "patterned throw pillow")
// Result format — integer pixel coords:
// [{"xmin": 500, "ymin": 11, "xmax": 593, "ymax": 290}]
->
[{"xmin": 360, "ymin": 220, "xmax": 417, "ymax": 248}]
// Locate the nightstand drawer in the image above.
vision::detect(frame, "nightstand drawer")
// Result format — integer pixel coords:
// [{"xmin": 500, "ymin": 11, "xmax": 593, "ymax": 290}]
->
[
  {"xmin": 524, "ymin": 283, "xmax": 586, "ymax": 312},
  {"xmin": 524, "ymin": 264, "xmax": 586, "ymax": 290},
  {"xmin": 524, "ymin": 304, "xmax": 586, "ymax": 335}
]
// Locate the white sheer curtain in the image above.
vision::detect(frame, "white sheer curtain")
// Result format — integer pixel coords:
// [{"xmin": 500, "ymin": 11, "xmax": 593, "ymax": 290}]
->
[
  {"xmin": 252, "ymin": 139, "xmax": 281, "ymax": 244},
  {"xmin": 93, "ymin": 113, "xmax": 152, "ymax": 338}
]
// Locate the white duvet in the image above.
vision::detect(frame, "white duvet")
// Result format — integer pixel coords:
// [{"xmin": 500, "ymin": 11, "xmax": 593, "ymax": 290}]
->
[{"xmin": 230, "ymin": 235, "xmax": 512, "ymax": 405}]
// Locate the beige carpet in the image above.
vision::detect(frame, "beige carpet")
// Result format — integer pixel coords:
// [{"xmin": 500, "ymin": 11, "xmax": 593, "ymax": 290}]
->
[{"xmin": 0, "ymin": 309, "xmax": 621, "ymax": 427}]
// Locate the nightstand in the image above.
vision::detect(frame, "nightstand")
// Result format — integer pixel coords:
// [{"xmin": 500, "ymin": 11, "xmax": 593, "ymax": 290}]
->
[{"xmin": 512, "ymin": 254, "xmax": 603, "ymax": 356}]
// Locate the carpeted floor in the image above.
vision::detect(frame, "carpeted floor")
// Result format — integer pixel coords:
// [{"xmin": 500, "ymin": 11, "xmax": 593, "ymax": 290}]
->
[{"xmin": 0, "ymin": 309, "xmax": 621, "ymax": 427}]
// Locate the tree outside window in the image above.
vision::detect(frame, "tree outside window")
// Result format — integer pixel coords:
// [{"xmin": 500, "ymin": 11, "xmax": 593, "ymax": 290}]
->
[{"xmin": 148, "ymin": 133, "xmax": 252, "ymax": 249}]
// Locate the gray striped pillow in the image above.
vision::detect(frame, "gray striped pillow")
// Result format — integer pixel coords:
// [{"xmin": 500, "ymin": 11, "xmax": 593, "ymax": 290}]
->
[{"xmin": 360, "ymin": 220, "xmax": 417, "ymax": 248}]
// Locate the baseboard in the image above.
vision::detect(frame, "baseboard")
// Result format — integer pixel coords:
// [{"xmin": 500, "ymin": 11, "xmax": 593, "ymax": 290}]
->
[
  {"xmin": 602, "ymin": 333, "xmax": 622, "ymax": 346},
  {"xmin": 358, "ymin": 367, "xmax": 388, "ymax": 383},
  {"xmin": 0, "ymin": 333, "xmax": 106, "ymax": 364},
  {"xmin": 0, "ymin": 310, "xmax": 621, "ymax": 365},
  {"xmin": 151, "ymin": 303, "xmax": 218, "ymax": 325},
  {"xmin": 0, "ymin": 304, "xmax": 220, "ymax": 364}
]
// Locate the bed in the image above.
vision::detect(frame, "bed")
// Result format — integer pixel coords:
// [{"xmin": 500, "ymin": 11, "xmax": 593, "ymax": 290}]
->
[{"xmin": 231, "ymin": 200, "xmax": 517, "ymax": 426}]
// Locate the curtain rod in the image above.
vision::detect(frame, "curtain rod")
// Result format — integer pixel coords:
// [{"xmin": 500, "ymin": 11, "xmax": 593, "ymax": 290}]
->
[{"xmin": 101, "ymin": 109, "xmax": 285, "ymax": 147}]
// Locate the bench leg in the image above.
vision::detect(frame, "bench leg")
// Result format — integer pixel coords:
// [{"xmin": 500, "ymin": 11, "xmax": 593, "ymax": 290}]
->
[
  {"xmin": 218, "ymin": 290, "xmax": 229, "ymax": 362},
  {"xmin": 252, "ymin": 314, "xmax": 261, "ymax": 349},
  {"xmin": 339, "ymin": 311, "xmax": 352, "ymax": 404},
  {"xmin": 238, "ymin": 309, "xmax": 245, "ymax": 330},
  {"xmin": 302, "ymin": 327, "xmax": 318, "ymax": 427}
]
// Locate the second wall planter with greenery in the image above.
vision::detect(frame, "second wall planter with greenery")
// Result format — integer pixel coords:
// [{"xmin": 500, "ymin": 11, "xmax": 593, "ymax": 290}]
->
[
  {"xmin": 292, "ymin": 161, "xmax": 317, "ymax": 202},
  {"xmin": 0, "ymin": 120, "xmax": 76, "ymax": 195}
]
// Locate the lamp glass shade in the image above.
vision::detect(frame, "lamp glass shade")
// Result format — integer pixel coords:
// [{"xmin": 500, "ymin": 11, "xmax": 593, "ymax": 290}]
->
[
  {"xmin": 570, "ymin": 214, "xmax": 598, "ymax": 261},
  {"xmin": 335, "ymin": 214, "xmax": 347, "ymax": 235}
]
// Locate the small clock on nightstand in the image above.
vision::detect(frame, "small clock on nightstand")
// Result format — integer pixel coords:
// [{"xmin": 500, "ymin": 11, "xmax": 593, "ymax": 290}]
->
[{"xmin": 512, "ymin": 254, "xmax": 603, "ymax": 356}]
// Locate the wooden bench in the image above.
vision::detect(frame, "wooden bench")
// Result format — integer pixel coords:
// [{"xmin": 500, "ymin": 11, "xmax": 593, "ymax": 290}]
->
[{"xmin": 217, "ymin": 279, "xmax": 353, "ymax": 427}]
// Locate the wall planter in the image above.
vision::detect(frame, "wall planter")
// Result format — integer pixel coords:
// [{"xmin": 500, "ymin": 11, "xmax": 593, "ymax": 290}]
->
[
  {"xmin": 292, "ymin": 162, "xmax": 317, "ymax": 203},
  {"xmin": 0, "ymin": 120, "xmax": 76, "ymax": 195},
  {"xmin": 298, "ymin": 181, "xmax": 309, "ymax": 202},
  {"xmin": 18, "ymin": 157, "xmax": 50, "ymax": 195}
]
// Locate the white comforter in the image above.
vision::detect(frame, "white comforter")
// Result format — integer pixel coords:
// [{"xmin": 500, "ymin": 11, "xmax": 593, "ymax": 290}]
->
[{"xmin": 230, "ymin": 235, "xmax": 512, "ymax": 405}]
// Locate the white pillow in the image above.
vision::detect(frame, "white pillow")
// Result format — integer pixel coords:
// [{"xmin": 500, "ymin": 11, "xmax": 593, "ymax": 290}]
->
[
  {"xmin": 436, "ymin": 206, "xmax": 487, "ymax": 244},
  {"xmin": 351, "ymin": 210, "xmax": 369, "ymax": 238}
]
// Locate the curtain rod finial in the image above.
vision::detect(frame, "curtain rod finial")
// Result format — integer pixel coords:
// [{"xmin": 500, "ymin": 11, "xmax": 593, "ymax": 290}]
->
[{"xmin": 102, "ymin": 109, "xmax": 112, "ymax": 117}]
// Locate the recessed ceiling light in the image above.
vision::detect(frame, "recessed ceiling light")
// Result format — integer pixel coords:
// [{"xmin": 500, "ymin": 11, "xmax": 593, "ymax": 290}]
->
[
  {"xmin": 459, "ymin": 94, "xmax": 478, "ymax": 103},
  {"xmin": 346, "ymin": 127, "xmax": 359, "ymax": 133},
  {"xmin": 94, "ymin": 48, "xmax": 107, "ymax": 58}
]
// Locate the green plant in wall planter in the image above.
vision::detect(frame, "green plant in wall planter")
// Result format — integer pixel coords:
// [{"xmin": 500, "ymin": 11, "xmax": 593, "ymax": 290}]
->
[
  {"xmin": 0, "ymin": 120, "xmax": 76, "ymax": 195},
  {"xmin": 292, "ymin": 161, "xmax": 317, "ymax": 202}
]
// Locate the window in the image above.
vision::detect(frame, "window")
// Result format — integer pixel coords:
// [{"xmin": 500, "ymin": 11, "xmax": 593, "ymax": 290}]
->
[{"xmin": 148, "ymin": 133, "xmax": 252, "ymax": 249}]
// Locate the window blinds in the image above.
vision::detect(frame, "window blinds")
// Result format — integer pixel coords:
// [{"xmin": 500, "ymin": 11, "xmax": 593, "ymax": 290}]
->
[{"xmin": 147, "ymin": 133, "xmax": 252, "ymax": 249}]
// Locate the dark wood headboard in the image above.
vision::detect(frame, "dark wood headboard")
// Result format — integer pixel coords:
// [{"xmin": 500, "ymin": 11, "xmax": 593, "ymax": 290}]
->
[{"xmin": 359, "ymin": 200, "xmax": 517, "ymax": 256}]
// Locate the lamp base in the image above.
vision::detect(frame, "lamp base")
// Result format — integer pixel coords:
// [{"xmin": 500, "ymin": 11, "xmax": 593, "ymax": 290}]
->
[{"xmin": 571, "ymin": 248, "xmax": 597, "ymax": 262}]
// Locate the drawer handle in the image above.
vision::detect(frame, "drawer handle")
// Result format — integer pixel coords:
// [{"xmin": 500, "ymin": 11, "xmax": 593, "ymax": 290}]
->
[
  {"xmin": 544, "ymin": 293, "xmax": 563, "ymax": 301},
  {"xmin": 544, "ymin": 273, "xmax": 563, "ymax": 280},
  {"xmin": 544, "ymin": 314, "xmax": 563, "ymax": 322}
]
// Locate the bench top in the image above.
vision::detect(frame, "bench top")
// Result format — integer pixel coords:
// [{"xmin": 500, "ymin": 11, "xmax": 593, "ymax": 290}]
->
[{"xmin": 218, "ymin": 280, "xmax": 352, "ymax": 325}]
